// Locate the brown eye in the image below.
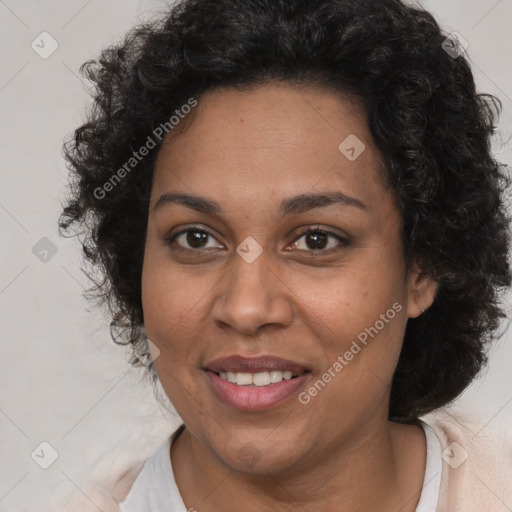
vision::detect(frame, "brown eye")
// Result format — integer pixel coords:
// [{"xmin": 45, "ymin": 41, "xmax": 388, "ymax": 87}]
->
[
  {"xmin": 290, "ymin": 228, "xmax": 350, "ymax": 254},
  {"xmin": 303, "ymin": 231, "xmax": 329, "ymax": 250},
  {"xmin": 166, "ymin": 227, "xmax": 223, "ymax": 251},
  {"xmin": 184, "ymin": 230, "xmax": 209, "ymax": 249}
]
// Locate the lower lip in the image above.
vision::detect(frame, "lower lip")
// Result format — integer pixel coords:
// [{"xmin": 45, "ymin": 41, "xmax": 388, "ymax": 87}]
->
[{"xmin": 205, "ymin": 371, "xmax": 310, "ymax": 412}]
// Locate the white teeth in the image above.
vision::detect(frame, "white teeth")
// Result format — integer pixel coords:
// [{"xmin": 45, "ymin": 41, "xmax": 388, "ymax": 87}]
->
[
  {"xmin": 253, "ymin": 372, "xmax": 271, "ymax": 386},
  {"xmin": 270, "ymin": 370, "xmax": 282, "ymax": 383},
  {"xmin": 218, "ymin": 370, "xmax": 297, "ymax": 386},
  {"xmin": 236, "ymin": 372, "xmax": 253, "ymax": 385}
]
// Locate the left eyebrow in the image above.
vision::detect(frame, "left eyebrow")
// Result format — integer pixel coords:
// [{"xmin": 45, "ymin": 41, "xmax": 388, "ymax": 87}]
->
[
  {"xmin": 153, "ymin": 191, "xmax": 367, "ymax": 215},
  {"xmin": 278, "ymin": 191, "xmax": 366, "ymax": 215}
]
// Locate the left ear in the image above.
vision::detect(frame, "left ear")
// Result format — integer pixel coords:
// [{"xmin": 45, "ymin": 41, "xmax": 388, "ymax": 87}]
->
[{"xmin": 406, "ymin": 261, "xmax": 438, "ymax": 318}]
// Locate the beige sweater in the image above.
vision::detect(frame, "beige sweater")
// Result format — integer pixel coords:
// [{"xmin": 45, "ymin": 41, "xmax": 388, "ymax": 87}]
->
[
  {"xmin": 68, "ymin": 408, "xmax": 512, "ymax": 511},
  {"xmin": 422, "ymin": 408, "xmax": 512, "ymax": 511}
]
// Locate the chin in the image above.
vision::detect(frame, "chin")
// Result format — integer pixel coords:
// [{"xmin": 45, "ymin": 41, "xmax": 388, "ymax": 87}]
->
[{"xmin": 209, "ymin": 434, "xmax": 305, "ymax": 476}]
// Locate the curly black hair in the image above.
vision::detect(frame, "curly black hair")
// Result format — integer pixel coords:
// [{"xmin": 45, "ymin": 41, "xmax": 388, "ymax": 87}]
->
[{"xmin": 58, "ymin": 0, "xmax": 512, "ymax": 423}]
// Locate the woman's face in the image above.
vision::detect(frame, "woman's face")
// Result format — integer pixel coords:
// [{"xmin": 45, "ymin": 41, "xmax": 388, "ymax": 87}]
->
[{"xmin": 141, "ymin": 83, "xmax": 430, "ymax": 474}]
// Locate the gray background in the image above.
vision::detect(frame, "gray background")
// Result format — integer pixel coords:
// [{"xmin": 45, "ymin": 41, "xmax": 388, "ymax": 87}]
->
[{"xmin": 0, "ymin": 0, "xmax": 511, "ymax": 510}]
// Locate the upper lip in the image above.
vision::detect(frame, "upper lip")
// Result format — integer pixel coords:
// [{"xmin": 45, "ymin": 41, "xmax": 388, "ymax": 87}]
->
[{"xmin": 204, "ymin": 355, "xmax": 310, "ymax": 375}]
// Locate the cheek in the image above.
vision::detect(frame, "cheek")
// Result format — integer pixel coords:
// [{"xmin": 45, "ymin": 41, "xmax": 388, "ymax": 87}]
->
[
  {"xmin": 296, "ymin": 277, "xmax": 407, "ymax": 421},
  {"xmin": 141, "ymin": 247, "xmax": 207, "ymax": 358},
  {"xmin": 289, "ymin": 250, "xmax": 408, "ymax": 388},
  {"xmin": 296, "ymin": 255, "xmax": 405, "ymax": 339}
]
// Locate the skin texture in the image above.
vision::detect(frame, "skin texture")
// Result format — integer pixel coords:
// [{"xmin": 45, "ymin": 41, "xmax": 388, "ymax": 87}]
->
[{"xmin": 141, "ymin": 83, "xmax": 438, "ymax": 512}]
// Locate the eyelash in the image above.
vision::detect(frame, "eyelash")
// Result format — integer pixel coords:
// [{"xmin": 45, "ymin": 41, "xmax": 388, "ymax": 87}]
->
[{"xmin": 165, "ymin": 225, "xmax": 351, "ymax": 255}]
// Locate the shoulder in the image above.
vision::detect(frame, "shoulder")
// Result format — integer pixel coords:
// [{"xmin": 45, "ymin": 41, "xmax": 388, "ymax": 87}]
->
[
  {"xmin": 63, "ymin": 426, "xmax": 184, "ymax": 512},
  {"xmin": 109, "ymin": 425, "xmax": 185, "ymax": 507},
  {"xmin": 61, "ymin": 462, "xmax": 145, "ymax": 512},
  {"xmin": 421, "ymin": 408, "xmax": 512, "ymax": 511},
  {"xmin": 111, "ymin": 462, "xmax": 146, "ymax": 503}
]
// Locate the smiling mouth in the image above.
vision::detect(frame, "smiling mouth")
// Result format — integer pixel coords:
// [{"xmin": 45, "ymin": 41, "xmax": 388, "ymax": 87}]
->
[
  {"xmin": 205, "ymin": 369, "xmax": 311, "ymax": 411},
  {"xmin": 211, "ymin": 370, "xmax": 304, "ymax": 387}
]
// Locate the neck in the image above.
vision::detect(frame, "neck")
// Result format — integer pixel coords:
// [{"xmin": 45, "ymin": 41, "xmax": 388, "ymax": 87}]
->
[{"xmin": 170, "ymin": 417, "xmax": 426, "ymax": 512}]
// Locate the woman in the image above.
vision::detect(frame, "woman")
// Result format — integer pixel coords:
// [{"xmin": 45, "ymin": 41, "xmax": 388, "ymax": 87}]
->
[{"xmin": 59, "ymin": 0, "xmax": 512, "ymax": 510}]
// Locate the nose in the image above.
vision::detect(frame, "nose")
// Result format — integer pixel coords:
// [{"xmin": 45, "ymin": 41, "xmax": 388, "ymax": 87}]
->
[{"xmin": 211, "ymin": 247, "xmax": 294, "ymax": 336}]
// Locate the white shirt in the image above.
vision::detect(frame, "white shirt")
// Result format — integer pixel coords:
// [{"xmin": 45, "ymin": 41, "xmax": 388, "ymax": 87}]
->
[{"xmin": 118, "ymin": 420, "xmax": 442, "ymax": 512}]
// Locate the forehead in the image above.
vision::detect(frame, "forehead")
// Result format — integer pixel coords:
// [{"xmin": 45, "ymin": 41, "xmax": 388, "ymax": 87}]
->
[{"xmin": 151, "ymin": 83, "xmax": 389, "ymax": 214}]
